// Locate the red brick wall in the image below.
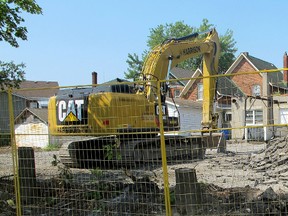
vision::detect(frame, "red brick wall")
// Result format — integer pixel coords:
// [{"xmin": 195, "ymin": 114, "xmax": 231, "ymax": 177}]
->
[
  {"xmin": 169, "ymin": 86, "xmax": 184, "ymax": 98},
  {"xmin": 184, "ymin": 79, "xmax": 202, "ymax": 101},
  {"xmin": 231, "ymin": 59, "xmax": 262, "ymax": 96},
  {"xmin": 183, "ymin": 57, "xmax": 263, "ymax": 100}
]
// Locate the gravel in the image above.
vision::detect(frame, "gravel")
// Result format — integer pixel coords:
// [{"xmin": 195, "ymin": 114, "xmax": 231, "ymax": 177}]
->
[{"xmin": 0, "ymin": 148, "xmax": 59, "ymax": 178}]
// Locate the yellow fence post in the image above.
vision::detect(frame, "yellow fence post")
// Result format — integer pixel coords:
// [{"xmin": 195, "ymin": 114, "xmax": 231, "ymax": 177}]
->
[
  {"xmin": 156, "ymin": 80, "xmax": 171, "ymax": 216},
  {"xmin": 8, "ymin": 88, "xmax": 22, "ymax": 216}
]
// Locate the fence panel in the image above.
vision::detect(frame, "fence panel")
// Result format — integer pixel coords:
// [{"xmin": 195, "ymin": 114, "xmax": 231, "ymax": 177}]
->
[{"xmin": 0, "ymin": 69, "xmax": 288, "ymax": 215}]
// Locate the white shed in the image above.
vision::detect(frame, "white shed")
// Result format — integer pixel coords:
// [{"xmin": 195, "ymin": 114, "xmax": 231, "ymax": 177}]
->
[{"xmin": 15, "ymin": 108, "xmax": 49, "ymax": 148}]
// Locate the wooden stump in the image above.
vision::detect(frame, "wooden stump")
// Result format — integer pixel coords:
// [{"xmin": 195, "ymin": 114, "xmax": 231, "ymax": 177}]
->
[
  {"xmin": 175, "ymin": 168, "xmax": 201, "ymax": 215},
  {"xmin": 18, "ymin": 147, "xmax": 37, "ymax": 204}
]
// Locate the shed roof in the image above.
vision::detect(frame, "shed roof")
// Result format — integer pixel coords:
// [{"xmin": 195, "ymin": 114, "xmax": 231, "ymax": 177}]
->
[{"xmin": 15, "ymin": 108, "xmax": 48, "ymax": 124}]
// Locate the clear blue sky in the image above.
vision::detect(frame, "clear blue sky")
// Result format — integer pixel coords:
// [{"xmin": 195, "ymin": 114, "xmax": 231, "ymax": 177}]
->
[{"xmin": 1, "ymin": 0, "xmax": 288, "ymax": 87}]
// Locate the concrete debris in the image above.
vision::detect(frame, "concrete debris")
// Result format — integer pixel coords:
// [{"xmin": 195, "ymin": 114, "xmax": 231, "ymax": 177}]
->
[{"xmin": 249, "ymin": 136, "xmax": 288, "ymax": 177}]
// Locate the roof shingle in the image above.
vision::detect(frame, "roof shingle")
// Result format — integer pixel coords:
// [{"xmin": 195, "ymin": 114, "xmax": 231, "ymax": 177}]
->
[{"xmin": 13, "ymin": 81, "xmax": 59, "ymax": 98}]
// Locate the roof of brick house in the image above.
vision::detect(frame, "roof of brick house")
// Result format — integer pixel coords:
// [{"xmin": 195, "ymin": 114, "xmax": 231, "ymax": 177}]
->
[
  {"xmin": 227, "ymin": 52, "xmax": 282, "ymax": 85},
  {"xmin": 170, "ymin": 67, "xmax": 194, "ymax": 86}
]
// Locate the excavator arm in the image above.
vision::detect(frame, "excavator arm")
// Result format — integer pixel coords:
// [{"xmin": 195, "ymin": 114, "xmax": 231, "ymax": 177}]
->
[{"xmin": 139, "ymin": 28, "xmax": 220, "ymax": 131}]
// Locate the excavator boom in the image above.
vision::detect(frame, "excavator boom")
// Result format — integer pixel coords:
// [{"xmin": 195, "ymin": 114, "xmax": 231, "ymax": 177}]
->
[{"xmin": 140, "ymin": 28, "xmax": 220, "ymax": 130}]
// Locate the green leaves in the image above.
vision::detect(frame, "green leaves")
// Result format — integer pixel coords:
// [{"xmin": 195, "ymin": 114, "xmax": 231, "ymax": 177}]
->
[
  {"xmin": 0, "ymin": 0, "xmax": 41, "ymax": 89},
  {"xmin": 0, "ymin": 0, "xmax": 42, "ymax": 47},
  {"xmin": 125, "ymin": 19, "xmax": 238, "ymax": 79},
  {"xmin": 13, "ymin": 0, "xmax": 42, "ymax": 15},
  {"xmin": 147, "ymin": 21, "xmax": 193, "ymax": 49},
  {"xmin": 124, "ymin": 53, "xmax": 144, "ymax": 80},
  {"xmin": 0, "ymin": 61, "xmax": 25, "ymax": 89},
  {"xmin": 219, "ymin": 29, "xmax": 237, "ymax": 73}
]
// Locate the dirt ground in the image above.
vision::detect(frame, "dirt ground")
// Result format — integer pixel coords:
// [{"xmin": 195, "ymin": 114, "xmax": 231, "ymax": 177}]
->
[
  {"xmin": 0, "ymin": 141, "xmax": 273, "ymax": 190},
  {"xmin": 0, "ymin": 139, "xmax": 288, "ymax": 215},
  {"xmin": 154, "ymin": 140, "xmax": 288, "ymax": 193}
]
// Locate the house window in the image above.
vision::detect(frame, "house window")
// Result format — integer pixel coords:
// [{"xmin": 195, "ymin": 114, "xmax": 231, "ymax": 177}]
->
[
  {"xmin": 197, "ymin": 83, "xmax": 203, "ymax": 100},
  {"xmin": 246, "ymin": 109, "xmax": 263, "ymax": 125},
  {"xmin": 29, "ymin": 101, "xmax": 38, "ymax": 108},
  {"xmin": 38, "ymin": 100, "xmax": 48, "ymax": 108},
  {"xmin": 280, "ymin": 108, "xmax": 288, "ymax": 124},
  {"xmin": 252, "ymin": 85, "xmax": 261, "ymax": 96},
  {"xmin": 224, "ymin": 112, "xmax": 232, "ymax": 122},
  {"xmin": 174, "ymin": 89, "xmax": 181, "ymax": 98}
]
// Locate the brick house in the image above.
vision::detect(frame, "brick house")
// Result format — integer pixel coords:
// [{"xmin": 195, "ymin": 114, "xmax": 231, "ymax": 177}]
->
[
  {"xmin": 167, "ymin": 68, "xmax": 206, "ymax": 132},
  {"xmin": 168, "ymin": 67, "xmax": 245, "ymax": 133},
  {"xmin": 178, "ymin": 68, "xmax": 243, "ymax": 131},
  {"xmin": 226, "ymin": 52, "xmax": 281, "ymax": 96},
  {"xmin": 228, "ymin": 52, "xmax": 283, "ymax": 141},
  {"xmin": 178, "ymin": 52, "xmax": 281, "ymax": 102},
  {"xmin": 169, "ymin": 67, "xmax": 193, "ymax": 98},
  {"xmin": 176, "ymin": 52, "xmax": 283, "ymax": 141}
]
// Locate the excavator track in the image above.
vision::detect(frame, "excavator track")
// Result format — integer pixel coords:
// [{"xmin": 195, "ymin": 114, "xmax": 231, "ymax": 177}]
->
[
  {"xmin": 58, "ymin": 134, "xmax": 224, "ymax": 169},
  {"xmin": 59, "ymin": 136, "xmax": 118, "ymax": 169},
  {"xmin": 59, "ymin": 140, "xmax": 80, "ymax": 168}
]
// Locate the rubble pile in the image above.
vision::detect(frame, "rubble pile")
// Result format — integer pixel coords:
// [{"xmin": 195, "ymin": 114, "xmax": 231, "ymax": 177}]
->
[{"xmin": 249, "ymin": 136, "xmax": 288, "ymax": 182}]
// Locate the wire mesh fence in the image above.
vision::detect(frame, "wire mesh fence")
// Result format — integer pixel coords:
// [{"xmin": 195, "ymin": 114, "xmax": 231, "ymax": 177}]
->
[{"xmin": 0, "ymin": 69, "xmax": 288, "ymax": 215}]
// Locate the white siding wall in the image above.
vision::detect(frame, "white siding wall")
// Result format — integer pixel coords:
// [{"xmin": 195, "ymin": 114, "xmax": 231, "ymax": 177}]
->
[
  {"xmin": 167, "ymin": 104, "xmax": 202, "ymax": 132},
  {"xmin": 179, "ymin": 107, "xmax": 202, "ymax": 131},
  {"xmin": 15, "ymin": 122, "xmax": 49, "ymax": 148}
]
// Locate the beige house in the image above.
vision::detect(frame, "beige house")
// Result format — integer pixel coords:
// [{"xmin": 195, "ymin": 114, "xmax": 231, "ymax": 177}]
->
[{"xmin": 230, "ymin": 53, "xmax": 285, "ymax": 141}]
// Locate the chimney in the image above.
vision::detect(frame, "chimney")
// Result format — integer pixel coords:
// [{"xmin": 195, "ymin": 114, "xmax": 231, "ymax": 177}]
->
[
  {"xmin": 243, "ymin": 52, "xmax": 249, "ymax": 56},
  {"xmin": 92, "ymin": 72, "xmax": 98, "ymax": 85}
]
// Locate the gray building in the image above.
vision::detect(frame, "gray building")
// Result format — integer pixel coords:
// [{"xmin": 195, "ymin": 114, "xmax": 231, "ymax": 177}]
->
[
  {"xmin": 0, "ymin": 81, "xmax": 58, "ymax": 144},
  {"xmin": 0, "ymin": 92, "xmax": 27, "ymax": 134}
]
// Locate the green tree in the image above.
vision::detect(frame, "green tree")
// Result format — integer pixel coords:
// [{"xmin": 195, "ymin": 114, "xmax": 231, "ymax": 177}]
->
[
  {"xmin": 124, "ymin": 19, "xmax": 237, "ymax": 79},
  {"xmin": 0, "ymin": 0, "xmax": 42, "ymax": 89},
  {"xmin": 124, "ymin": 53, "xmax": 143, "ymax": 80},
  {"xmin": 0, "ymin": 61, "xmax": 25, "ymax": 90}
]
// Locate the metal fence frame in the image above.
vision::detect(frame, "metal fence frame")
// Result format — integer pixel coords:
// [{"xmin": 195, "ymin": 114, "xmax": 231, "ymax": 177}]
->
[{"xmin": 1, "ymin": 69, "xmax": 288, "ymax": 215}]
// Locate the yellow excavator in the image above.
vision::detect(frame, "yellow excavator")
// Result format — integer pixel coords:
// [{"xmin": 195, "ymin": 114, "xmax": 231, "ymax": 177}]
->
[{"xmin": 48, "ymin": 28, "xmax": 221, "ymax": 168}]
